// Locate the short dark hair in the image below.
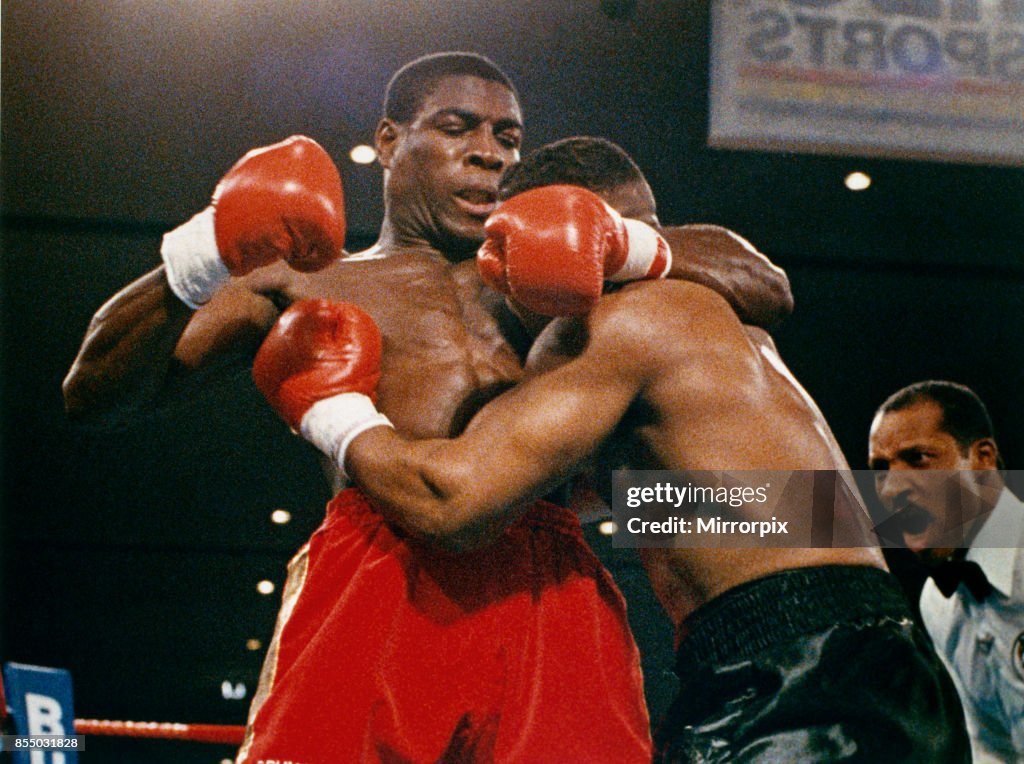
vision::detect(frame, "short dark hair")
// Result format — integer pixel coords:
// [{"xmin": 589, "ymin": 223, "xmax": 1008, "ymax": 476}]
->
[
  {"xmin": 383, "ymin": 52, "xmax": 518, "ymax": 124},
  {"xmin": 877, "ymin": 380, "xmax": 996, "ymax": 453},
  {"xmin": 499, "ymin": 136, "xmax": 645, "ymax": 200}
]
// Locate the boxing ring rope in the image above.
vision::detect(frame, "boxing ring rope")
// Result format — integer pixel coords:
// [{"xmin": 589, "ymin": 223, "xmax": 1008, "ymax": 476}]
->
[
  {"xmin": 73, "ymin": 718, "xmax": 245, "ymax": 744},
  {"xmin": 2, "ymin": 667, "xmax": 245, "ymax": 747}
]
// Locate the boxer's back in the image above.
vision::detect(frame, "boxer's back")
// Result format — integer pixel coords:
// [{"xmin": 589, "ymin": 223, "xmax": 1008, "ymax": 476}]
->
[{"xmin": 532, "ymin": 278, "xmax": 885, "ymax": 629}]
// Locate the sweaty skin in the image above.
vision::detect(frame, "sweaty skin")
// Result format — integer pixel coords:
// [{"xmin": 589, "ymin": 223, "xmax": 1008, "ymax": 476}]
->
[
  {"xmin": 62, "ymin": 76, "xmax": 528, "ymax": 450},
  {"xmin": 346, "ymin": 279, "xmax": 884, "ymax": 628},
  {"xmin": 62, "ymin": 75, "xmax": 791, "ymax": 471},
  {"xmin": 61, "ymin": 66, "xmax": 801, "ymax": 764}
]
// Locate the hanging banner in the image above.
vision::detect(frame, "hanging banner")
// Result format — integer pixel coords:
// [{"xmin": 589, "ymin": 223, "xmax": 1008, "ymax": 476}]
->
[{"xmin": 709, "ymin": 0, "xmax": 1024, "ymax": 165}]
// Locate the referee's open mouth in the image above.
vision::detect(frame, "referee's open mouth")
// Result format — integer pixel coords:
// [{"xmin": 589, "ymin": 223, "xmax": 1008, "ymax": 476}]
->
[{"xmin": 890, "ymin": 503, "xmax": 936, "ymax": 552}]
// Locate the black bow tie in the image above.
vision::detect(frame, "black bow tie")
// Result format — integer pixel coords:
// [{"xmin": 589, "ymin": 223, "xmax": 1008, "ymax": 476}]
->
[{"xmin": 930, "ymin": 552, "xmax": 993, "ymax": 602}]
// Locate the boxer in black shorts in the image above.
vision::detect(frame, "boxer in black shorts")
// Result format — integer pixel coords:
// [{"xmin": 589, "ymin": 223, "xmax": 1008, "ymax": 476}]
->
[{"xmin": 660, "ymin": 565, "xmax": 965, "ymax": 762}]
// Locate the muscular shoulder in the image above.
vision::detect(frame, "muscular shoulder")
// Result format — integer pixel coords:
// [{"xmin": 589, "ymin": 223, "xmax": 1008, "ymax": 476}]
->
[
  {"xmin": 583, "ymin": 280, "xmax": 752, "ymax": 379},
  {"xmin": 592, "ymin": 279, "xmax": 742, "ymax": 346}
]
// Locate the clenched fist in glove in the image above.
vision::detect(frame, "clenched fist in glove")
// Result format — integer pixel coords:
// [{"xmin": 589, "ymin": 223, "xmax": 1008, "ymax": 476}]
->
[
  {"xmin": 162, "ymin": 136, "xmax": 346, "ymax": 308},
  {"xmin": 477, "ymin": 184, "xmax": 671, "ymax": 316},
  {"xmin": 252, "ymin": 300, "xmax": 392, "ymax": 479}
]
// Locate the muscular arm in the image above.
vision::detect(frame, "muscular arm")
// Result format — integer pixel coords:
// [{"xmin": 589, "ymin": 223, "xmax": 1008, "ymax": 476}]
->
[
  {"xmin": 64, "ymin": 135, "xmax": 344, "ymax": 422},
  {"xmin": 62, "ymin": 265, "xmax": 279, "ymax": 422},
  {"xmin": 661, "ymin": 224, "xmax": 793, "ymax": 329},
  {"xmin": 345, "ymin": 289, "xmax": 666, "ymax": 551}
]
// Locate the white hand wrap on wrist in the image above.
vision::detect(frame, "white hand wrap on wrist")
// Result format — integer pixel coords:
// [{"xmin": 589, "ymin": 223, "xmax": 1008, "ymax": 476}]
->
[
  {"xmin": 611, "ymin": 219, "xmax": 672, "ymax": 282},
  {"xmin": 160, "ymin": 206, "xmax": 231, "ymax": 309},
  {"xmin": 299, "ymin": 392, "xmax": 393, "ymax": 481}
]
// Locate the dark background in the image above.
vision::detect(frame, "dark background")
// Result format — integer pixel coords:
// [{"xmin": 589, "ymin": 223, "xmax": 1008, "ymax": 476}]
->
[{"xmin": 2, "ymin": 2, "xmax": 1022, "ymax": 761}]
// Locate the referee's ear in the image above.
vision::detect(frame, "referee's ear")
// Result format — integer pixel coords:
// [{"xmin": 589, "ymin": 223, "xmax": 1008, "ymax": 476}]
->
[{"xmin": 969, "ymin": 437, "xmax": 1000, "ymax": 470}]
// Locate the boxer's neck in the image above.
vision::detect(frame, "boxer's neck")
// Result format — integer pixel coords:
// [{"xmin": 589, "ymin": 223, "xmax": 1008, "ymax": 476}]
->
[{"xmin": 375, "ymin": 216, "xmax": 480, "ymax": 264}]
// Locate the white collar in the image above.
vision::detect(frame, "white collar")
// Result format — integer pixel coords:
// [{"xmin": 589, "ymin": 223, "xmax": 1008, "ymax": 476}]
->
[{"xmin": 965, "ymin": 487, "xmax": 1023, "ymax": 597}]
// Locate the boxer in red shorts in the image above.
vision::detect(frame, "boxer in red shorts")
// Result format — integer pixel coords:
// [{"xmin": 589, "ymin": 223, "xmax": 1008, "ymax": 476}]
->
[
  {"xmin": 63, "ymin": 52, "xmax": 791, "ymax": 760},
  {"xmin": 241, "ymin": 489, "xmax": 649, "ymax": 762}
]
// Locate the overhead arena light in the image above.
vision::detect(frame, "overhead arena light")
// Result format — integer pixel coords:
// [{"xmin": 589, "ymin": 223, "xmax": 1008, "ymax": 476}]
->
[
  {"xmin": 844, "ymin": 171, "xmax": 871, "ymax": 191},
  {"xmin": 350, "ymin": 144, "xmax": 377, "ymax": 164}
]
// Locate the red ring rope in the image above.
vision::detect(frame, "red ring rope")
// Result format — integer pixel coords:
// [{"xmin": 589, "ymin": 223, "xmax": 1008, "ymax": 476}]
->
[{"xmin": 74, "ymin": 719, "xmax": 244, "ymax": 744}]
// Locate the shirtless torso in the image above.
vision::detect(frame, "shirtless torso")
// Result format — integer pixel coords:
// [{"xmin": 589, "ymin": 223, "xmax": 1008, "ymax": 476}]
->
[{"xmin": 521, "ymin": 282, "xmax": 884, "ymax": 628}]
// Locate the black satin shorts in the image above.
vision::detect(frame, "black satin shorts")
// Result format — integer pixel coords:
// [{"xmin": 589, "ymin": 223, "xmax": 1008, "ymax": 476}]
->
[{"xmin": 654, "ymin": 565, "xmax": 970, "ymax": 764}]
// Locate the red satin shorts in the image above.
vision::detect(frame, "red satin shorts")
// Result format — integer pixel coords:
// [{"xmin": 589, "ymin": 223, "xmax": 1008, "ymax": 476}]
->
[{"xmin": 238, "ymin": 488, "xmax": 651, "ymax": 763}]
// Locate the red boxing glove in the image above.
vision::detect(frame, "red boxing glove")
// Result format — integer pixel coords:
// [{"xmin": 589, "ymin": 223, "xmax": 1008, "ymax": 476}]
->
[
  {"xmin": 253, "ymin": 300, "xmax": 392, "ymax": 477},
  {"xmin": 214, "ymin": 135, "xmax": 346, "ymax": 275},
  {"xmin": 162, "ymin": 136, "xmax": 346, "ymax": 308},
  {"xmin": 477, "ymin": 184, "xmax": 671, "ymax": 316}
]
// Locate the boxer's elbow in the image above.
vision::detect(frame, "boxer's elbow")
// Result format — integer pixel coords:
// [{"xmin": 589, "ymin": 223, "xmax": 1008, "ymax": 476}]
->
[
  {"xmin": 355, "ymin": 447, "xmax": 512, "ymax": 551},
  {"xmin": 62, "ymin": 362, "xmax": 119, "ymax": 422},
  {"xmin": 62, "ymin": 368, "xmax": 89, "ymax": 418},
  {"xmin": 388, "ymin": 468, "xmax": 504, "ymax": 552},
  {"xmin": 62, "ymin": 361, "xmax": 151, "ymax": 426},
  {"xmin": 380, "ymin": 496, "xmax": 498, "ymax": 553},
  {"xmin": 764, "ymin": 268, "xmax": 795, "ymax": 326}
]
